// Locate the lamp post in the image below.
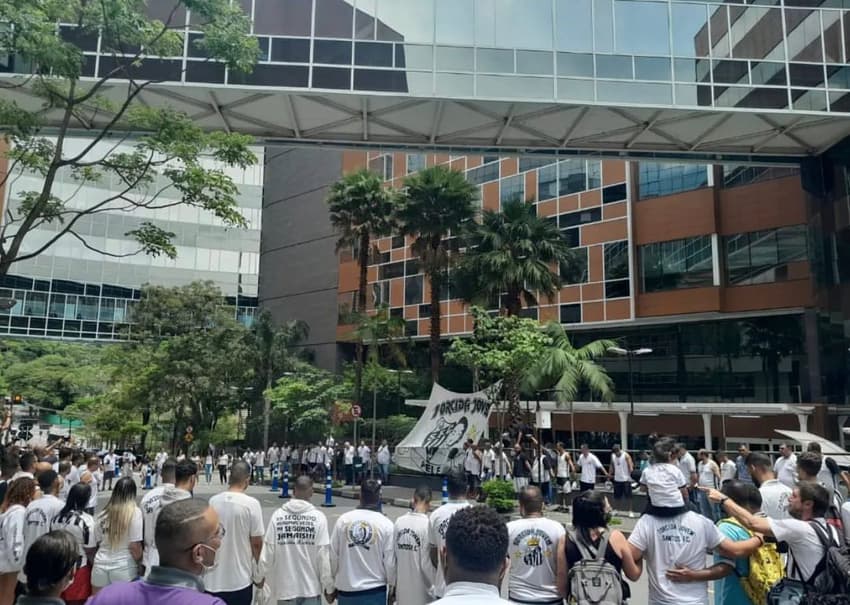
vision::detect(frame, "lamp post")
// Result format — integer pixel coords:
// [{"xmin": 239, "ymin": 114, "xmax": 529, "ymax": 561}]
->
[
  {"xmin": 371, "ymin": 368, "xmax": 413, "ymax": 479},
  {"xmin": 607, "ymin": 346, "xmax": 653, "ymax": 450}
]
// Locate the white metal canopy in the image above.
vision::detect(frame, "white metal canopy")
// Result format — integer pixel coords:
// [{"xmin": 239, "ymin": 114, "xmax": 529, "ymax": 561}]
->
[{"xmin": 775, "ymin": 429, "xmax": 850, "ymax": 467}]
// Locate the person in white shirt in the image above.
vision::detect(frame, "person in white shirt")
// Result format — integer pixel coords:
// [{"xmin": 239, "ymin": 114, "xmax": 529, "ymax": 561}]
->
[
  {"xmin": 254, "ymin": 449, "xmax": 266, "ymax": 484},
  {"xmin": 80, "ymin": 457, "xmax": 102, "ymax": 515},
  {"xmin": 142, "ymin": 458, "xmax": 198, "ymax": 572},
  {"xmin": 577, "ymin": 444, "xmax": 608, "ymax": 492},
  {"xmin": 57, "ymin": 461, "xmax": 72, "ymax": 502},
  {"xmin": 491, "ymin": 444, "xmax": 511, "ymax": 481},
  {"xmin": 696, "ymin": 449, "xmax": 721, "ymax": 521},
  {"xmin": 91, "ymin": 477, "xmax": 143, "ymax": 591},
  {"xmin": 102, "ymin": 450, "xmax": 117, "ymax": 491},
  {"xmin": 140, "ymin": 458, "xmax": 175, "ymax": 573},
  {"xmin": 704, "ymin": 480, "xmax": 839, "ymax": 584},
  {"xmin": 506, "ymin": 486, "xmax": 565, "ymax": 604},
  {"xmin": 217, "ymin": 452, "xmax": 229, "ymax": 485},
  {"xmin": 744, "ymin": 451, "xmax": 792, "ymax": 520},
  {"xmin": 639, "ymin": 437, "xmax": 689, "ymax": 516},
  {"xmin": 479, "ymin": 441, "xmax": 494, "ymax": 481},
  {"xmin": 377, "ymin": 440, "xmax": 392, "ymax": 485},
  {"xmin": 393, "ymin": 485, "xmax": 435, "ymax": 605},
  {"xmin": 429, "ymin": 470, "xmax": 471, "ymax": 599},
  {"xmin": 431, "ymin": 505, "xmax": 513, "ymax": 605},
  {"xmin": 609, "ymin": 444, "xmax": 634, "ymax": 517},
  {"xmin": 357, "ymin": 442, "xmax": 371, "ymax": 483},
  {"xmin": 258, "ymin": 475, "xmax": 333, "ymax": 605},
  {"xmin": 675, "ymin": 444, "xmax": 698, "ymax": 500},
  {"xmin": 120, "ymin": 451, "xmax": 135, "ymax": 483},
  {"xmin": 0, "ymin": 477, "xmax": 37, "ymax": 604},
  {"xmin": 330, "ymin": 479, "xmax": 395, "ymax": 605},
  {"xmin": 554, "ymin": 442, "xmax": 575, "ymax": 512},
  {"xmin": 806, "ymin": 442, "xmax": 839, "ymax": 491},
  {"xmin": 21, "ymin": 471, "xmax": 65, "ymax": 579},
  {"xmin": 267, "ymin": 443, "xmax": 280, "ymax": 473},
  {"xmin": 628, "ymin": 505, "xmax": 763, "ymax": 605},
  {"xmin": 774, "ymin": 443, "xmax": 798, "ymax": 488},
  {"xmin": 51, "ymin": 483, "xmax": 97, "ymax": 604},
  {"xmin": 343, "ymin": 442, "xmax": 356, "ymax": 485},
  {"xmin": 206, "ymin": 461, "xmax": 264, "ymax": 605},
  {"xmin": 717, "ymin": 451, "xmax": 737, "ymax": 484},
  {"xmin": 11, "ymin": 452, "xmax": 36, "ymax": 482}
]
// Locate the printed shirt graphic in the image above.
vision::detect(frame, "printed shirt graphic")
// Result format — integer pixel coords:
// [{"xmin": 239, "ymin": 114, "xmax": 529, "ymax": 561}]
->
[
  {"xmin": 393, "ymin": 512, "xmax": 435, "ymax": 605},
  {"xmin": 330, "ymin": 509, "xmax": 395, "ymax": 592},
  {"xmin": 428, "ymin": 501, "xmax": 472, "ymax": 597},
  {"xmin": 23, "ymin": 495, "xmax": 64, "ymax": 562},
  {"xmin": 506, "ymin": 518, "xmax": 565, "ymax": 602}
]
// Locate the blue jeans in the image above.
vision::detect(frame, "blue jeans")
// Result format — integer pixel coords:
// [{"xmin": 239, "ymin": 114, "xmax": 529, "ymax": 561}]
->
[
  {"xmin": 379, "ymin": 463, "xmax": 390, "ymax": 483},
  {"xmin": 338, "ymin": 586, "xmax": 387, "ymax": 605},
  {"xmin": 697, "ymin": 489, "xmax": 718, "ymax": 521}
]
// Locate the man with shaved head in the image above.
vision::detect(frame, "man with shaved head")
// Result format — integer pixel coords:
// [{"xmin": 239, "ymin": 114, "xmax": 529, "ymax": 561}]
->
[
  {"xmin": 206, "ymin": 461, "xmax": 264, "ymax": 605},
  {"xmin": 89, "ymin": 498, "xmax": 225, "ymax": 605},
  {"xmin": 258, "ymin": 475, "xmax": 334, "ymax": 605}
]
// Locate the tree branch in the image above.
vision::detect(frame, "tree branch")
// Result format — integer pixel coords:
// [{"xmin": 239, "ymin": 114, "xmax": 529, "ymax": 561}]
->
[{"xmin": 68, "ymin": 230, "xmax": 144, "ymax": 258}]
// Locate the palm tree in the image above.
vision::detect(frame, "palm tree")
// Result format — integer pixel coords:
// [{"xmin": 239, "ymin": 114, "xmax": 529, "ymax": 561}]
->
[
  {"xmin": 459, "ymin": 200, "xmax": 574, "ymax": 316},
  {"xmin": 397, "ymin": 166, "xmax": 479, "ymax": 382},
  {"xmin": 327, "ymin": 169, "xmax": 398, "ymax": 405},
  {"xmin": 530, "ymin": 322, "xmax": 616, "ymax": 450},
  {"xmin": 354, "ymin": 304, "xmax": 408, "ymax": 369}
]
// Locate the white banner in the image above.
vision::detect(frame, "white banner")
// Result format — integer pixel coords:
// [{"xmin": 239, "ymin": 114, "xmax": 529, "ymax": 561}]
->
[{"xmin": 394, "ymin": 383, "xmax": 497, "ymax": 475}]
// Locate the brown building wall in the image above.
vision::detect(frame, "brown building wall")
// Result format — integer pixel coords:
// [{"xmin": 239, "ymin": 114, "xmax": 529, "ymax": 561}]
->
[
  {"xmin": 718, "ymin": 176, "xmax": 807, "ymax": 235},
  {"xmin": 633, "ymin": 188, "xmax": 718, "ymax": 245}
]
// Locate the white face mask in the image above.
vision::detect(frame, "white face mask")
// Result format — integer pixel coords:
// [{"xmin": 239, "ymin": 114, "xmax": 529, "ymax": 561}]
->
[{"xmin": 196, "ymin": 543, "xmax": 220, "ymax": 573}]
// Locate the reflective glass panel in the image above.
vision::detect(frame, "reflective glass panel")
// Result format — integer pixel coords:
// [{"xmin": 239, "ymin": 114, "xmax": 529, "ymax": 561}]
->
[
  {"xmin": 254, "ymin": 0, "xmax": 313, "ymax": 37},
  {"xmin": 558, "ymin": 53, "xmax": 594, "ymax": 78},
  {"xmin": 556, "ymin": 0, "xmax": 593, "ymax": 52},
  {"xmin": 615, "ymin": 1, "xmax": 670, "ymax": 55},
  {"xmin": 478, "ymin": 48, "xmax": 514, "ymax": 73},
  {"xmin": 672, "ymin": 3, "xmax": 710, "ymax": 58},
  {"xmin": 376, "ymin": 0, "xmax": 435, "ymax": 44},
  {"xmin": 436, "ymin": 0, "xmax": 474, "ymax": 46},
  {"xmin": 641, "ymin": 236, "xmax": 714, "ymax": 292},
  {"xmin": 315, "ymin": 0, "xmax": 353, "ymax": 38},
  {"xmin": 639, "ymin": 163, "xmax": 709, "ymax": 200},
  {"xmin": 594, "ymin": 0, "xmax": 615, "ymax": 53}
]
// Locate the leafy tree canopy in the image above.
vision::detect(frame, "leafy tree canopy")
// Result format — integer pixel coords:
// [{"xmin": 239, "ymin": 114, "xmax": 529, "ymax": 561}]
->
[{"xmin": 0, "ymin": 0, "xmax": 259, "ymax": 276}]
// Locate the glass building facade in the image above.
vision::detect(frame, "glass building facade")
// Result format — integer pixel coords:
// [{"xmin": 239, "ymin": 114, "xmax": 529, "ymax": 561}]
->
[
  {"xmin": 0, "ymin": 138, "xmax": 262, "ymax": 340},
  {"xmin": 9, "ymin": 0, "xmax": 847, "ymax": 113}
]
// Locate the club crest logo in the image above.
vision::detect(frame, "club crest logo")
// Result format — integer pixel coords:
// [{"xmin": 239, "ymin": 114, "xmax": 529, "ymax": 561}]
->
[{"xmin": 347, "ymin": 521, "xmax": 375, "ymax": 550}]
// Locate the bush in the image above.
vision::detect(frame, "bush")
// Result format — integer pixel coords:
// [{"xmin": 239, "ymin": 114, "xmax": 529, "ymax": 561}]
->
[{"xmin": 481, "ymin": 479, "xmax": 515, "ymax": 513}]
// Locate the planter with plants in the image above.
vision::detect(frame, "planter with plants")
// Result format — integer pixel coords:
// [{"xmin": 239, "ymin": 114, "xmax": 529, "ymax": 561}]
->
[{"xmin": 481, "ymin": 478, "xmax": 516, "ymax": 514}]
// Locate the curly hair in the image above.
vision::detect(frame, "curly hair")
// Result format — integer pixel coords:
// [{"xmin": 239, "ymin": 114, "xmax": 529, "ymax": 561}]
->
[
  {"xmin": 1, "ymin": 476, "xmax": 37, "ymax": 511},
  {"xmin": 445, "ymin": 505, "xmax": 508, "ymax": 574}
]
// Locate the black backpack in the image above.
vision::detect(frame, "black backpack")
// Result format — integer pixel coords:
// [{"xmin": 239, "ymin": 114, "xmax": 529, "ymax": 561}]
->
[{"xmin": 803, "ymin": 521, "xmax": 850, "ymax": 599}]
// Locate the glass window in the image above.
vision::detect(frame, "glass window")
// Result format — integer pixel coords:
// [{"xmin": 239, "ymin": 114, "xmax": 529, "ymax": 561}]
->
[
  {"xmin": 722, "ymin": 165, "xmax": 800, "ymax": 188},
  {"xmin": 594, "ymin": 0, "xmax": 614, "ymax": 53},
  {"xmin": 379, "ymin": 262, "xmax": 405, "ymax": 280},
  {"xmin": 538, "ymin": 164, "xmax": 558, "ymax": 201},
  {"xmin": 635, "ymin": 57, "xmax": 671, "ymax": 82},
  {"xmin": 519, "ymin": 157, "xmax": 555, "ymax": 173},
  {"xmin": 560, "ymin": 304, "xmax": 581, "ymax": 324},
  {"xmin": 376, "ymin": 0, "xmax": 435, "ymax": 44},
  {"xmin": 516, "ymin": 51, "xmax": 552, "ymax": 75},
  {"xmin": 355, "ymin": 42, "xmax": 394, "ymax": 67},
  {"xmin": 596, "ymin": 55, "xmax": 632, "ymax": 80},
  {"xmin": 558, "ymin": 53, "xmax": 594, "ymax": 78},
  {"xmin": 494, "ymin": 0, "xmax": 553, "ymax": 51},
  {"xmin": 314, "ymin": 40, "xmax": 352, "ymax": 65},
  {"xmin": 255, "ymin": 0, "xmax": 313, "ymax": 36},
  {"xmin": 315, "ymin": 0, "xmax": 353, "ymax": 38},
  {"xmin": 406, "ymin": 153, "xmax": 426, "ymax": 174},
  {"xmin": 602, "ymin": 183, "xmax": 627, "ymax": 204},
  {"xmin": 466, "ymin": 162, "xmax": 500, "ymax": 185},
  {"xmin": 671, "ymin": 3, "xmax": 709, "ymax": 58},
  {"xmin": 404, "ymin": 275, "xmax": 423, "ymax": 305},
  {"xmin": 614, "ymin": 1, "xmax": 670, "ymax": 55},
  {"xmin": 556, "ymin": 0, "xmax": 593, "ymax": 52},
  {"xmin": 436, "ymin": 46, "xmax": 474, "ymax": 71},
  {"xmin": 368, "ymin": 155, "xmax": 393, "ymax": 180},
  {"xmin": 271, "ymin": 38, "xmax": 310, "ymax": 62},
  {"xmin": 725, "ymin": 226, "xmax": 808, "ymax": 285},
  {"xmin": 559, "ymin": 159, "xmax": 589, "ymax": 196},
  {"xmin": 561, "ymin": 248, "xmax": 588, "ymax": 284},
  {"xmin": 641, "ymin": 236, "xmax": 714, "ymax": 293},
  {"xmin": 605, "ymin": 240, "xmax": 629, "ymax": 280},
  {"xmin": 478, "ymin": 48, "xmax": 514, "ymax": 73},
  {"xmin": 638, "ymin": 163, "xmax": 709, "ymax": 200},
  {"xmin": 372, "ymin": 281, "xmax": 390, "ymax": 307},
  {"xmin": 500, "ymin": 175, "xmax": 524, "ymax": 208},
  {"xmin": 436, "ymin": 0, "xmax": 474, "ymax": 45},
  {"xmin": 560, "ymin": 208, "xmax": 601, "ymax": 229}
]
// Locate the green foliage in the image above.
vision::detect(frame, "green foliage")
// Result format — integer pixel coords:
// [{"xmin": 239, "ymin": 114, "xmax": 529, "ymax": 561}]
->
[
  {"xmin": 456, "ymin": 200, "xmax": 574, "ymax": 316},
  {"xmin": 0, "ymin": 0, "xmax": 259, "ymax": 276},
  {"xmin": 530, "ymin": 322, "xmax": 616, "ymax": 404},
  {"xmin": 397, "ymin": 166, "xmax": 479, "ymax": 380},
  {"xmin": 481, "ymin": 479, "xmax": 515, "ymax": 513},
  {"xmin": 353, "ymin": 305, "xmax": 408, "ymax": 369},
  {"xmin": 265, "ymin": 365, "xmax": 349, "ymax": 443}
]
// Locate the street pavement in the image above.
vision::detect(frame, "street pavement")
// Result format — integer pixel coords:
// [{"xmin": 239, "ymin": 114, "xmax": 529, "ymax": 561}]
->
[{"xmin": 99, "ymin": 474, "xmax": 658, "ymax": 604}]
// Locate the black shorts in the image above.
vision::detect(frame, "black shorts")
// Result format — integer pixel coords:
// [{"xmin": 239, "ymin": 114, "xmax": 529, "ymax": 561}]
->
[
  {"xmin": 580, "ymin": 481, "xmax": 595, "ymax": 492},
  {"xmin": 556, "ymin": 477, "xmax": 567, "ymax": 487},
  {"xmin": 104, "ymin": 471, "xmax": 115, "ymax": 480},
  {"xmin": 467, "ymin": 473, "xmax": 480, "ymax": 489},
  {"xmin": 613, "ymin": 480, "xmax": 632, "ymax": 499}
]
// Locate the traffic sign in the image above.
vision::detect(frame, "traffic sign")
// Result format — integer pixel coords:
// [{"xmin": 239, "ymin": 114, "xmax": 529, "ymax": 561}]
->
[{"xmin": 352, "ymin": 405, "xmax": 362, "ymax": 418}]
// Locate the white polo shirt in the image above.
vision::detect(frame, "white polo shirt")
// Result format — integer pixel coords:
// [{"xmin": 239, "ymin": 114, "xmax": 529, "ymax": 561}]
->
[{"xmin": 330, "ymin": 508, "xmax": 395, "ymax": 592}]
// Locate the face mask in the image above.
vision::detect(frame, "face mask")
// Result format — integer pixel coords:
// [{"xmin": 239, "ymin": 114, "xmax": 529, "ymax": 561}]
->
[{"xmin": 196, "ymin": 543, "xmax": 219, "ymax": 573}]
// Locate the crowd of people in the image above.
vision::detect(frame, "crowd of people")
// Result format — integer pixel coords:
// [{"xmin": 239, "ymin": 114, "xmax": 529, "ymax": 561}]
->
[{"xmin": 3, "ymin": 433, "xmax": 850, "ymax": 605}]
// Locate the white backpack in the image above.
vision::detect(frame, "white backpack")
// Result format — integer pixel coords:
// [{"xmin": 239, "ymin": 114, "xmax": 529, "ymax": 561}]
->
[{"xmin": 566, "ymin": 529, "xmax": 625, "ymax": 605}]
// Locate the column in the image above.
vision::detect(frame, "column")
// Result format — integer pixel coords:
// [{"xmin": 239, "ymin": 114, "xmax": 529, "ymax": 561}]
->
[
  {"xmin": 797, "ymin": 413, "xmax": 809, "ymax": 433},
  {"xmin": 702, "ymin": 413, "xmax": 713, "ymax": 450},
  {"xmin": 839, "ymin": 416, "xmax": 848, "ymax": 450},
  {"xmin": 618, "ymin": 411, "xmax": 629, "ymax": 451}
]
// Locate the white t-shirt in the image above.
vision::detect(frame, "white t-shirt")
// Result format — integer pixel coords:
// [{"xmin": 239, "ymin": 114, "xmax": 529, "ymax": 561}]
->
[
  {"xmin": 377, "ymin": 446, "xmax": 391, "ymax": 465},
  {"xmin": 103, "ymin": 454, "xmax": 117, "ymax": 472},
  {"xmin": 697, "ymin": 460, "xmax": 719, "ymax": 488},
  {"xmin": 330, "ymin": 508, "xmax": 395, "ymax": 592},
  {"xmin": 255, "ymin": 451, "xmax": 266, "ymax": 467},
  {"xmin": 556, "ymin": 453, "xmax": 570, "ymax": 479},
  {"xmin": 677, "ymin": 452, "xmax": 697, "ymax": 483},
  {"xmin": 640, "ymin": 463, "xmax": 686, "ymax": 508},
  {"xmin": 0, "ymin": 505, "xmax": 26, "ymax": 573},
  {"xmin": 218, "ymin": 454, "xmax": 229, "ymax": 466},
  {"xmin": 344, "ymin": 447, "xmax": 355, "ymax": 465},
  {"xmin": 428, "ymin": 501, "xmax": 472, "ymax": 597},
  {"xmin": 22, "ymin": 495, "xmax": 65, "ymax": 564},
  {"xmin": 629, "ymin": 511, "xmax": 725, "ymax": 605},
  {"xmin": 774, "ymin": 454, "xmax": 798, "ymax": 488},
  {"xmin": 578, "ymin": 453, "xmax": 603, "ymax": 484},
  {"xmin": 358, "ymin": 446, "xmax": 371, "ymax": 461},
  {"xmin": 259, "ymin": 500, "xmax": 333, "ymax": 600},
  {"xmin": 140, "ymin": 484, "xmax": 171, "ymax": 569},
  {"xmin": 612, "ymin": 453, "xmax": 631, "ymax": 482},
  {"xmin": 52, "ymin": 510, "xmax": 96, "ymax": 568},
  {"xmin": 85, "ymin": 471, "xmax": 101, "ymax": 509},
  {"xmin": 93, "ymin": 506, "xmax": 143, "ymax": 570},
  {"xmin": 720, "ymin": 460, "xmax": 736, "ymax": 482},
  {"xmin": 481, "ymin": 449, "xmax": 494, "ymax": 472},
  {"xmin": 531, "ymin": 456, "xmax": 551, "ymax": 483},
  {"xmin": 817, "ymin": 459, "xmax": 837, "ymax": 490},
  {"xmin": 206, "ymin": 491, "xmax": 265, "ymax": 592},
  {"xmin": 506, "ymin": 517, "xmax": 565, "ymax": 602},
  {"xmin": 759, "ymin": 479, "xmax": 792, "ymax": 520},
  {"xmin": 393, "ymin": 512, "xmax": 435, "ymax": 605},
  {"xmin": 770, "ymin": 517, "xmax": 835, "ymax": 581}
]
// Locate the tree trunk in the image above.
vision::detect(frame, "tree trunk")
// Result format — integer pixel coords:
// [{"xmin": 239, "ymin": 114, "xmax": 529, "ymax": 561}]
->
[
  {"xmin": 429, "ymin": 268, "xmax": 441, "ymax": 383},
  {"xmin": 140, "ymin": 404, "xmax": 151, "ymax": 451},
  {"xmin": 355, "ymin": 232, "xmax": 370, "ymax": 405},
  {"xmin": 505, "ymin": 288, "xmax": 521, "ymax": 316}
]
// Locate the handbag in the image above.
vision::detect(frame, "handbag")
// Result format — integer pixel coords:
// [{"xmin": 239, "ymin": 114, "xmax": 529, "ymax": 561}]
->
[{"xmin": 767, "ymin": 578, "xmax": 807, "ymax": 605}]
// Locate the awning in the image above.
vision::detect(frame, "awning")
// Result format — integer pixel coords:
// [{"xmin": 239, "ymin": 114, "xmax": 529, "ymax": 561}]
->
[{"xmin": 774, "ymin": 430, "xmax": 850, "ymax": 467}]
